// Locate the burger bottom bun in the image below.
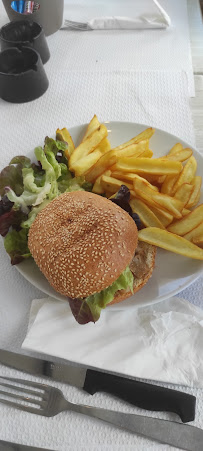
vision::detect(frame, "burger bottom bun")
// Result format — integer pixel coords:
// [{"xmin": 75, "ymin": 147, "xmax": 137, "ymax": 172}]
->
[{"xmin": 108, "ymin": 243, "xmax": 156, "ymax": 306}]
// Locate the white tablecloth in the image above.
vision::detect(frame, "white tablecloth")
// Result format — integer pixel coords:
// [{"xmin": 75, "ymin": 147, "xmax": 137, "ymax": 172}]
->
[
  {"xmin": 61, "ymin": 0, "xmax": 194, "ymax": 95},
  {"xmin": 0, "ymin": 0, "xmax": 194, "ymax": 95},
  {"xmin": 0, "ymin": 1, "xmax": 203, "ymax": 450}
]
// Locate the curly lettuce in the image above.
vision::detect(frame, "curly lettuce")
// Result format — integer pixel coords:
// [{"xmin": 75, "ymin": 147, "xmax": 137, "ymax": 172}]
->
[{"xmin": 0, "ymin": 137, "xmax": 93, "ymax": 264}]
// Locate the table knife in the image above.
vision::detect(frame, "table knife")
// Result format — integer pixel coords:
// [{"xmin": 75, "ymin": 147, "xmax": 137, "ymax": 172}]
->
[
  {"xmin": 0, "ymin": 348, "xmax": 196, "ymax": 423},
  {"xmin": 0, "ymin": 440, "xmax": 55, "ymax": 451}
]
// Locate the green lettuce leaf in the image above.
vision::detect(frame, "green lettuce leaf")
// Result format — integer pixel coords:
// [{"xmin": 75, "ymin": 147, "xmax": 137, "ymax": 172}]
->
[
  {"xmin": 21, "ymin": 199, "xmax": 51, "ymax": 229},
  {"xmin": 44, "ymin": 137, "xmax": 67, "ymax": 157},
  {"xmin": 4, "ymin": 228, "xmax": 31, "ymax": 265},
  {"xmin": 69, "ymin": 266, "xmax": 134, "ymax": 324}
]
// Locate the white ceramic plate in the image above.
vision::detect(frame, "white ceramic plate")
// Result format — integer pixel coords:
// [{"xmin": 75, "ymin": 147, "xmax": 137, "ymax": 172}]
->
[{"xmin": 17, "ymin": 121, "xmax": 203, "ymax": 310}]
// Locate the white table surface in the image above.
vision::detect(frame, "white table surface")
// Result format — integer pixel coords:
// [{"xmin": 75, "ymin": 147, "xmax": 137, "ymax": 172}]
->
[{"xmin": 0, "ymin": 1, "xmax": 203, "ymax": 450}]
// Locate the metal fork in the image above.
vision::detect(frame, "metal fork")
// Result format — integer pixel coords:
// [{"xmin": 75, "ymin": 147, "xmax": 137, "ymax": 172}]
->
[
  {"xmin": 63, "ymin": 20, "xmax": 93, "ymax": 31},
  {"xmin": 0, "ymin": 377, "xmax": 202, "ymax": 451}
]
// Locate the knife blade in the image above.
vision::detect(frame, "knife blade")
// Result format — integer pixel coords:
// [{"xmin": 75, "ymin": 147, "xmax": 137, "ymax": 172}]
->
[
  {"xmin": 0, "ymin": 440, "xmax": 55, "ymax": 451},
  {"xmin": 0, "ymin": 348, "xmax": 196, "ymax": 423}
]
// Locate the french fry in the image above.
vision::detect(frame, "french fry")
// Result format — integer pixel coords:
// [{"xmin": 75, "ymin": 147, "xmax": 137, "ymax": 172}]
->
[
  {"xmin": 171, "ymin": 156, "xmax": 197, "ymax": 195},
  {"xmin": 174, "ymin": 183, "xmax": 194, "ymax": 206},
  {"xmin": 186, "ymin": 176, "xmax": 202, "ymax": 208},
  {"xmin": 112, "ymin": 128, "xmax": 155, "ymax": 152},
  {"xmin": 167, "ymin": 204, "xmax": 203, "ymax": 235},
  {"xmin": 130, "ymin": 199, "xmax": 165, "ymax": 229},
  {"xmin": 150, "ymin": 206, "xmax": 173, "ymax": 227},
  {"xmin": 129, "ymin": 190, "xmax": 137, "ymax": 199},
  {"xmin": 192, "ymin": 191, "xmax": 201, "ymax": 208},
  {"xmin": 82, "ymin": 114, "xmax": 100, "ymax": 141},
  {"xmin": 182, "ymin": 208, "xmax": 191, "ymax": 216},
  {"xmin": 192, "ymin": 236, "xmax": 203, "ymax": 248},
  {"xmin": 56, "ymin": 128, "xmax": 75, "ymax": 159},
  {"xmin": 161, "ymin": 174, "xmax": 179, "ymax": 195},
  {"xmin": 105, "ymin": 191, "xmax": 115, "ymax": 198},
  {"xmin": 69, "ymin": 124, "xmax": 108, "ymax": 169},
  {"xmin": 85, "ymin": 149, "xmax": 118, "ymax": 183},
  {"xmin": 70, "ymin": 149, "xmax": 102, "ymax": 176},
  {"xmin": 115, "ymin": 140, "xmax": 148, "ymax": 158},
  {"xmin": 160, "ymin": 148, "xmax": 193, "ymax": 162},
  {"xmin": 131, "ymin": 128, "xmax": 155, "ymax": 143},
  {"xmin": 92, "ymin": 170, "xmax": 111, "ymax": 194},
  {"xmin": 97, "ymin": 138, "xmax": 111, "ymax": 154},
  {"xmin": 131, "ymin": 174, "xmax": 160, "ymax": 192},
  {"xmin": 168, "ymin": 143, "xmax": 183, "ymax": 155},
  {"xmin": 110, "ymin": 170, "xmax": 130, "ymax": 180},
  {"xmin": 101, "ymin": 175, "xmax": 133, "ymax": 193},
  {"xmin": 183, "ymin": 222, "xmax": 203, "ymax": 242},
  {"xmin": 141, "ymin": 174, "xmax": 161, "ymax": 184},
  {"xmin": 78, "ymin": 114, "xmax": 111, "ymax": 154},
  {"xmin": 140, "ymin": 149, "xmax": 153, "ymax": 158},
  {"xmin": 114, "ymin": 158, "xmax": 182, "ymax": 176},
  {"xmin": 133, "ymin": 178, "xmax": 184, "ymax": 218},
  {"xmin": 138, "ymin": 227, "xmax": 203, "ymax": 260},
  {"xmin": 111, "ymin": 172, "xmax": 159, "ymax": 191},
  {"xmin": 156, "ymin": 175, "xmax": 166, "ymax": 184},
  {"xmin": 109, "ymin": 190, "xmax": 138, "ymax": 200}
]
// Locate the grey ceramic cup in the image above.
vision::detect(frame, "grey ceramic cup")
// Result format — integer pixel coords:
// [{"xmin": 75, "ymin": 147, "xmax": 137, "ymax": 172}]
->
[
  {"xmin": 2, "ymin": 0, "xmax": 64, "ymax": 36},
  {"xmin": 0, "ymin": 20, "xmax": 50, "ymax": 64},
  {"xmin": 0, "ymin": 46, "xmax": 49, "ymax": 103}
]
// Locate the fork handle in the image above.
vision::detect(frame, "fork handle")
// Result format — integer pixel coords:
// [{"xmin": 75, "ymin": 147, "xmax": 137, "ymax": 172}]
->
[
  {"xmin": 83, "ymin": 370, "xmax": 196, "ymax": 423},
  {"xmin": 68, "ymin": 404, "xmax": 202, "ymax": 451}
]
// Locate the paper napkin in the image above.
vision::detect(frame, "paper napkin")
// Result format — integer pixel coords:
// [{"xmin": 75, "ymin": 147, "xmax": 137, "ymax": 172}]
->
[
  {"xmin": 64, "ymin": 0, "xmax": 171, "ymax": 30},
  {"xmin": 65, "ymin": 0, "xmax": 171, "ymax": 30},
  {"xmin": 22, "ymin": 295, "xmax": 203, "ymax": 388}
]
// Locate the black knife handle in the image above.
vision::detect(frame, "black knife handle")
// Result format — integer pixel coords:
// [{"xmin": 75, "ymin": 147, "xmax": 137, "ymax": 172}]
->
[{"xmin": 83, "ymin": 370, "xmax": 196, "ymax": 423}]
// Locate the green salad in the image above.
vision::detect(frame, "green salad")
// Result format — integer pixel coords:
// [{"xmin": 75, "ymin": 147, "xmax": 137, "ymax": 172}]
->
[
  {"xmin": 0, "ymin": 136, "xmax": 92, "ymax": 265},
  {"xmin": 0, "ymin": 135, "xmax": 139, "ymax": 324}
]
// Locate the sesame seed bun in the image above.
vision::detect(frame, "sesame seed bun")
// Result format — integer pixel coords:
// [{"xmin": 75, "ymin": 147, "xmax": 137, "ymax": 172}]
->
[
  {"xmin": 28, "ymin": 191, "xmax": 138, "ymax": 299},
  {"xmin": 108, "ymin": 242, "xmax": 156, "ymax": 305}
]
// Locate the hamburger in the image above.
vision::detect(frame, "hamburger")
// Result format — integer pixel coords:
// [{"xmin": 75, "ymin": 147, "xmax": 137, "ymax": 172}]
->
[{"xmin": 28, "ymin": 191, "xmax": 156, "ymax": 324}]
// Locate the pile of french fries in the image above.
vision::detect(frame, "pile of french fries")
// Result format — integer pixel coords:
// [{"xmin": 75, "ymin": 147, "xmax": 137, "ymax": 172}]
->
[{"xmin": 56, "ymin": 115, "xmax": 203, "ymax": 260}]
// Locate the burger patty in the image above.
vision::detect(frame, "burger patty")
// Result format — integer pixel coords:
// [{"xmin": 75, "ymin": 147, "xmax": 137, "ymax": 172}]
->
[{"xmin": 129, "ymin": 241, "xmax": 151, "ymax": 280}]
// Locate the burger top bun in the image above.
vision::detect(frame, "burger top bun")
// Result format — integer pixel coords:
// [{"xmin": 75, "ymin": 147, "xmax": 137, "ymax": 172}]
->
[{"xmin": 28, "ymin": 191, "xmax": 138, "ymax": 299}]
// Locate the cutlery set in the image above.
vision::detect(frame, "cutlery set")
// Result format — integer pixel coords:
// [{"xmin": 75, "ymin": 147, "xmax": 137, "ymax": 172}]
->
[{"xmin": 0, "ymin": 349, "xmax": 202, "ymax": 450}]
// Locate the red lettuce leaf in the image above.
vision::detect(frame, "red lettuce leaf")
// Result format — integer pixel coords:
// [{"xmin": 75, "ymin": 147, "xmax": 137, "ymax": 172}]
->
[
  {"xmin": 0, "ymin": 165, "xmax": 24, "ymax": 197},
  {"xmin": 68, "ymin": 298, "xmax": 96, "ymax": 325},
  {"xmin": 0, "ymin": 208, "xmax": 27, "ymax": 237},
  {"xmin": 9, "ymin": 156, "xmax": 31, "ymax": 167},
  {"xmin": 0, "ymin": 156, "xmax": 31, "ymax": 197}
]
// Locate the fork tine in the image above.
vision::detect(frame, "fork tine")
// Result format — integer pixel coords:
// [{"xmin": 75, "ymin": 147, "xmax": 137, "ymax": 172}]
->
[
  {"xmin": 0, "ymin": 398, "xmax": 42, "ymax": 414},
  {"xmin": 65, "ymin": 20, "xmax": 87, "ymax": 27},
  {"xmin": 0, "ymin": 389, "xmax": 41, "ymax": 405},
  {"xmin": 64, "ymin": 20, "xmax": 89, "ymax": 30},
  {"xmin": 0, "ymin": 377, "xmax": 47, "ymax": 390},
  {"xmin": 0, "ymin": 381, "xmax": 45, "ymax": 398},
  {"xmin": 65, "ymin": 25, "xmax": 87, "ymax": 30}
]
